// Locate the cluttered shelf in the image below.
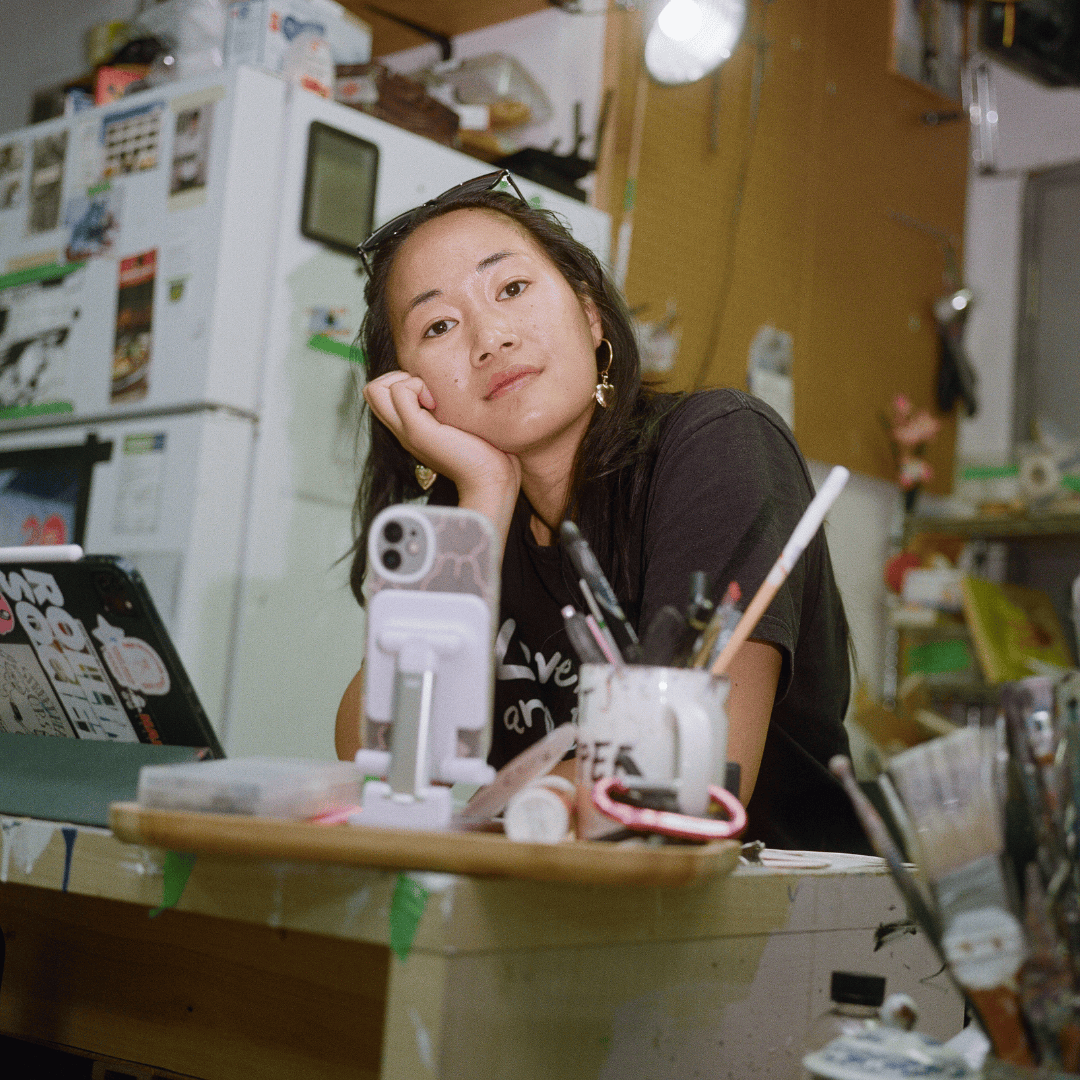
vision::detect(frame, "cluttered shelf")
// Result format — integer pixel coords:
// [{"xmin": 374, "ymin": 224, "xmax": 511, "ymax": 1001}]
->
[
  {"xmin": 904, "ymin": 511, "xmax": 1080, "ymax": 542},
  {"xmin": 860, "ymin": 507, "xmax": 1080, "ymax": 753}
]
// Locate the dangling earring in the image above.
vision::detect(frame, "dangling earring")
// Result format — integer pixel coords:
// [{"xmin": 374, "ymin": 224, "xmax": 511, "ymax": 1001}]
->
[
  {"xmin": 414, "ymin": 462, "xmax": 437, "ymax": 491},
  {"xmin": 594, "ymin": 338, "xmax": 615, "ymax": 408}
]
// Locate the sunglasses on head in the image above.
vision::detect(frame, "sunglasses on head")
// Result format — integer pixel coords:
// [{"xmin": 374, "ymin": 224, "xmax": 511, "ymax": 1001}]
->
[{"xmin": 357, "ymin": 169, "xmax": 529, "ymax": 275}]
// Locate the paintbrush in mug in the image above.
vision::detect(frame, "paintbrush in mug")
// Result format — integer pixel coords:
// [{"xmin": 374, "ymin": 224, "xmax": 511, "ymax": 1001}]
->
[
  {"xmin": 639, "ymin": 604, "xmax": 690, "ymax": 666},
  {"xmin": 561, "ymin": 521, "xmax": 641, "ymax": 661},
  {"xmin": 640, "ymin": 572, "xmax": 713, "ymax": 666},
  {"xmin": 709, "ymin": 466, "xmax": 849, "ymax": 678},
  {"xmin": 889, "ymin": 728, "xmax": 1036, "ymax": 1067},
  {"xmin": 690, "ymin": 580, "xmax": 741, "ymax": 669}
]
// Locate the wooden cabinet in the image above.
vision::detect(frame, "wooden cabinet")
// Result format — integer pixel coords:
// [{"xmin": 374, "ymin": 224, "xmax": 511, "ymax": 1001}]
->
[
  {"xmin": 340, "ymin": 1, "xmax": 550, "ymax": 58},
  {"xmin": 600, "ymin": 0, "xmax": 970, "ymax": 489}
]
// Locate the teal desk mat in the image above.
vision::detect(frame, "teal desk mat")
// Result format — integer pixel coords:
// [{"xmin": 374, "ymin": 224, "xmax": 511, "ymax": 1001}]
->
[{"xmin": 0, "ymin": 733, "xmax": 206, "ymax": 827}]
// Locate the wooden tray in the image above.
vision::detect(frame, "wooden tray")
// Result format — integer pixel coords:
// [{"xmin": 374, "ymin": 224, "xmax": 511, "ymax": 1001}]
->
[{"xmin": 108, "ymin": 802, "xmax": 741, "ymax": 887}]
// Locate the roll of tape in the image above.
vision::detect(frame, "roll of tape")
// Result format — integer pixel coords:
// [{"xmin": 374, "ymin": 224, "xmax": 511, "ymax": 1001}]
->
[
  {"xmin": 1019, "ymin": 453, "xmax": 1060, "ymax": 501},
  {"xmin": 504, "ymin": 775, "xmax": 574, "ymax": 844}
]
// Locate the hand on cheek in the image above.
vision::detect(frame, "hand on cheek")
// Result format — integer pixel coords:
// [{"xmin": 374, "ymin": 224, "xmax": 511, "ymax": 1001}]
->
[{"xmin": 363, "ymin": 370, "xmax": 521, "ymax": 546}]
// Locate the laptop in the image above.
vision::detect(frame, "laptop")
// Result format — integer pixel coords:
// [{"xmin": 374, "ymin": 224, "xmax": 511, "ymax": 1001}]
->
[{"xmin": 0, "ymin": 551, "xmax": 223, "ymax": 825}]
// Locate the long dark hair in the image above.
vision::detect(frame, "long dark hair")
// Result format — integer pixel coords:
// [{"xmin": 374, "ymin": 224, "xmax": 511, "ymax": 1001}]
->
[{"xmin": 348, "ymin": 188, "xmax": 677, "ymax": 605}]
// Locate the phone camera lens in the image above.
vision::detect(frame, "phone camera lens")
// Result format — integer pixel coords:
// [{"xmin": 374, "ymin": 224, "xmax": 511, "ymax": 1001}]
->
[
  {"xmin": 383, "ymin": 521, "xmax": 403, "ymax": 543},
  {"xmin": 382, "ymin": 549, "xmax": 401, "ymax": 570}
]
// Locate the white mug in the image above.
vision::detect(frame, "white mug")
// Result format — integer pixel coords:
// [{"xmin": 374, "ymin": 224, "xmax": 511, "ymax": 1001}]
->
[{"xmin": 575, "ymin": 664, "xmax": 730, "ymax": 840}]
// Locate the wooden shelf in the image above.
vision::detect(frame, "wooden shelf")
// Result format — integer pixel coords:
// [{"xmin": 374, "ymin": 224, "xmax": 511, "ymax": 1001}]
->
[
  {"xmin": 338, "ymin": 1, "xmax": 551, "ymax": 58},
  {"xmin": 109, "ymin": 802, "xmax": 741, "ymax": 888},
  {"xmin": 904, "ymin": 512, "xmax": 1080, "ymax": 542}
]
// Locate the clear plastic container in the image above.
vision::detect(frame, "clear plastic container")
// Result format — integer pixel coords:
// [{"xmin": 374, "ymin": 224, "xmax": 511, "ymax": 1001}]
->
[
  {"xmin": 426, "ymin": 53, "xmax": 552, "ymax": 133},
  {"xmin": 136, "ymin": 757, "xmax": 361, "ymax": 819}
]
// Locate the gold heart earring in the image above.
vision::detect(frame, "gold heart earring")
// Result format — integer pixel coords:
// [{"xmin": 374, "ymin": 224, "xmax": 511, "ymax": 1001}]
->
[
  {"xmin": 594, "ymin": 338, "xmax": 615, "ymax": 408},
  {"xmin": 414, "ymin": 462, "xmax": 437, "ymax": 491}
]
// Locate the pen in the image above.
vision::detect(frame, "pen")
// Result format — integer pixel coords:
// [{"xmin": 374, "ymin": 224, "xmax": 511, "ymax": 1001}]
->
[
  {"xmin": 584, "ymin": 613, "xmax": 621, "ymax": 666},
  {"xmin": 561, "ymin": 604, "xmax": 606, "ymax": 664},
  {"xmin": 578, "ymin": 578, "xmax": 624, "ymax": 664},
  {"xmin": 560, "ymin": 521, "xmax": 641, "ymax": 662}
]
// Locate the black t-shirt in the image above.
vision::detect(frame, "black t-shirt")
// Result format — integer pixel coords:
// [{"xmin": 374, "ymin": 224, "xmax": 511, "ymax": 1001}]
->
[{"xmin": 491, "ymin": 388, "xmax": 869, "ymax": 853}]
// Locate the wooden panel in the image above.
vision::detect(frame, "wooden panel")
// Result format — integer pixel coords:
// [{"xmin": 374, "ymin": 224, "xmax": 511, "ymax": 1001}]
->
[
  {"xmin": 797, "ymin": 1, "xmax": 966, "ymax": 488},
  {"xmin": 108, "ymin": 803, "xmax": 741, "ymax": 887},
  {"xmin": 0, "ymin": 883, "xmax": 389, "ymax": 1080},
  {"xmin": 617, "ymin": 0, "xmax": 968, "ymax": 488},
  {"xmin": 336, "ymin": 1, "xmax": 550, "ymax": 58}
]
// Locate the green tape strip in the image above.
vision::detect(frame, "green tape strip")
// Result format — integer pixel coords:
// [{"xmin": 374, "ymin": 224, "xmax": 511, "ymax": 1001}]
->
[
  {"xmin": 0, "ymin": 261, "xmax": 86, "ymax": 292},
  {"xmin": 149, "ymin": 851, "xmax": 197, "ymax": 918},
  {"xmin": 389, "ymin": 873, "xmax": 429, "ymax": 960},
  {"xmin": 0, "ymin": 401, "xmax": 74, "ymax": 421},
  {"xmin": 906, "ymin": 638, "xmax": 972, "ymax": 676},
  {"xmin": 307, "ymin": 333, "xmax": 363, "ymax": 363},
  {"xmin": 960, "ymin": 464, "xmax": 1019, "ymax": 480},
  {"xmin": 623, "ymin": 177, "xmax": 637, "ymax": 213},
  {"xmin": 1062, "ymin": 475, "xmax": 1080, "ymax": 494}
]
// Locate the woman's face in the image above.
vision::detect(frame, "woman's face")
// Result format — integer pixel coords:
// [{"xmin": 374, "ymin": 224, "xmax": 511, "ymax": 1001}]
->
[{"xmin": 385, "ymin": 208, "xmax": 603, "ymax": 457}]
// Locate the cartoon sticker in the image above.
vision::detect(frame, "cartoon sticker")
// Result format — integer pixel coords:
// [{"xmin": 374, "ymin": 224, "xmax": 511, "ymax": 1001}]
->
[
  {"xmin": 64, "ymin": 183, "xmax": 121, "ymax": 261},
  {"xmin": 0, "ymin": 591, "xmax": 14, "ymax": 635},
  {"xmin": 91, "ymin": 615, "xmax": 170, "ymax": 696},
  {"xmin": 0, "ymin": 263, "xmax": 83, "ymax": 414},
  {"xmin": 0, "ymin": 642, "xmax": 71, "ymax": 736}
]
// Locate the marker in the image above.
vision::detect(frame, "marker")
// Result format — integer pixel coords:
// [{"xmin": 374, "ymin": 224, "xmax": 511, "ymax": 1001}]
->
[
  {"xmin": 561, "ymin": 604, "xmax": 606, "ymax": 664},
  {"xmin": 577, "ymin": 577, "xmax": 623, "ymax": 665},
  {"xmin": 560, "ymin": 521, "xmax": 641, "ymax": 661},
  {"xmin": 584, "ymin": 613, "xmax": 620, "ymax": 666}
]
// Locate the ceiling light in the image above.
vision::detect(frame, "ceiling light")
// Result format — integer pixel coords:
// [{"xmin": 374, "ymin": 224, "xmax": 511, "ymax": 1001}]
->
[{"xmin": 645, "ymin": 0, "xmax": 746, "ymax": 85}]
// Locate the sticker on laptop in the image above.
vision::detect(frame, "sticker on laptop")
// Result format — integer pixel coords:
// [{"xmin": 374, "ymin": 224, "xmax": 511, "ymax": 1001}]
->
[{"xmin": 91, "ymin": 615, "xmax": 170, "ymax": 696}]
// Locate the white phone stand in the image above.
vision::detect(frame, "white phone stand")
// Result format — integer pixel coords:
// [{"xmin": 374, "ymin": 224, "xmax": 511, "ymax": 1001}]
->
[{"xmin": 353, "ymin": 589, "xmax": 495, "ymax": 831}]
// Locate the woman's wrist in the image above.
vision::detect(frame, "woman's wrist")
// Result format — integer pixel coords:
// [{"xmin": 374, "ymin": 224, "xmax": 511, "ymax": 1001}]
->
[{"xmin": 456, "ymin": 469, "xmax": 520, "ymax": 550}]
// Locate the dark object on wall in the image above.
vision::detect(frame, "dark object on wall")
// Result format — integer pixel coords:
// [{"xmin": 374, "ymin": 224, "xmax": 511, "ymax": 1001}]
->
[
  {"xmin": 935, "ymin": 288, "xmax": 979, "ymax": 417},
  {"xmin": 981, "ymin": 0, "xmax": 1080, "ymax": 86},
  {"xmin": 335, "ymin": 63, "xmax": 459, "ymax": 147}
]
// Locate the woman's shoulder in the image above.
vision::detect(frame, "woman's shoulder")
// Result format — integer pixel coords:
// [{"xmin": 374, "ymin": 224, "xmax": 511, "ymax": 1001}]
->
[{"xmin": 656, "ymin": 387, "xmax": 800, "ymax": 459}]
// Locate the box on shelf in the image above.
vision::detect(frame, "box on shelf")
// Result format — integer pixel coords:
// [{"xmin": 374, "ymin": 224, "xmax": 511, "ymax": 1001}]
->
[
  {"xmin": 136, "ymin": 757, "xmax": 361, "ymax": 819},
  {"xmin": 225, "ymin": 0, "xmax": 370, "ymax": 75}
]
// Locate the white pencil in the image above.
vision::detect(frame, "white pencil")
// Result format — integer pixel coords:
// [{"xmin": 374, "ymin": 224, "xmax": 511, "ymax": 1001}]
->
[{"xmin": 709, "ymin": 466, "xmax": 849, "ymax": 679}]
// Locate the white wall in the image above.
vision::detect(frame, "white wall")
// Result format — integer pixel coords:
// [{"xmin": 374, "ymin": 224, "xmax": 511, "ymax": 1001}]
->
[{"xmin": 0, "ymin": 0, "xmax": 139, "ymax": 135}]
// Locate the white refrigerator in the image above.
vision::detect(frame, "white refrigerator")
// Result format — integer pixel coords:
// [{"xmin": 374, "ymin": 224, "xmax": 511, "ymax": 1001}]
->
[{"xmin": 0, "ymin": 66, "xmax": 610, "ymax": 758}]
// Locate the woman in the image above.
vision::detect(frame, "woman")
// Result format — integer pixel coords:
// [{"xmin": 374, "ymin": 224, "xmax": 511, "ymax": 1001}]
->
[{"xmin": 335, "ymin": 172, "xmax": 865, "ymax": 852}]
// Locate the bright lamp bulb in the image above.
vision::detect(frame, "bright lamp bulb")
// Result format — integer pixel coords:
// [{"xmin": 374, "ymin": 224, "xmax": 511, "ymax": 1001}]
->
[
  {"xmin": 657, "ymin": 0, "xmax": 705, "ymax": 42},
  {"xmin": 645, "ymin": 0, "xmax": 746, "ymax": 85}
]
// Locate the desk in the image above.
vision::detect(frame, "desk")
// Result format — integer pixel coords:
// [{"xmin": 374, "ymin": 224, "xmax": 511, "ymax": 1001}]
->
[{"xmin": 0, "ymin": 817, "xmax": 964, "ymax": 1079}]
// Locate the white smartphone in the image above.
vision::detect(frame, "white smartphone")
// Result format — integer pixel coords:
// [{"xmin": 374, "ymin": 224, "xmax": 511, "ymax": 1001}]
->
[{"xmin": 362, "ymin": 505, "xmax": 500, "ymax": 765}]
